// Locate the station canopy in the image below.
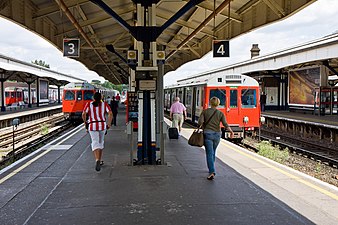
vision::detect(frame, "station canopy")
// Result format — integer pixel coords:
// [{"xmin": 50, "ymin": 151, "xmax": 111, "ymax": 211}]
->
[
  {"xmin": 0, "ymin": 0, "xmax": 316, "ymax": 84},
  {"xmin": 0, "ymin": 54, "xmax": 85, "ymax": 86}
]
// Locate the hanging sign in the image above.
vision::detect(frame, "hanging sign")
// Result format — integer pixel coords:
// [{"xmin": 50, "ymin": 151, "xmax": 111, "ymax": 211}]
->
[
  {"xmin": 213, "ymin": 40, "xmax": 229, "ymax": 57},
  {"xmin": 63, "ymin": 38, "xmax": 80, "ymax": 57}
]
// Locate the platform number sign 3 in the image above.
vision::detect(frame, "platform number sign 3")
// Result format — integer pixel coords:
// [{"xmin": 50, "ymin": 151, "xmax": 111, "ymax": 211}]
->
[
  {"xmin": 63, "ymin": 38, "xmax": 80, "ymax": 57},
  {"xmin": 213, "ymin": 40, "xmax": 229, "ymax": 57}
]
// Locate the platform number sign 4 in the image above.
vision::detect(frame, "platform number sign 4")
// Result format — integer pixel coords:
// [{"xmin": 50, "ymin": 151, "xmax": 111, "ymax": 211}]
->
[
  {"xmin": 63, "ymin": 38, "xmax": 80, "ymax": 57},
  {"xmin": 213, "ymin": 40, "xmax": 229, "ymax": 57}
]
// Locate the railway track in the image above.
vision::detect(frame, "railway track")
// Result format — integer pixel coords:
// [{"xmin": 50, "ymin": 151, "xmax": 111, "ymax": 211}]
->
[
  {"xmin": 0, "ymin": 113, "xmax": 73, "ymax": 167},
  {"xmin": 178, "ymin": 114, "xmax": 338, "ymax": 168}
]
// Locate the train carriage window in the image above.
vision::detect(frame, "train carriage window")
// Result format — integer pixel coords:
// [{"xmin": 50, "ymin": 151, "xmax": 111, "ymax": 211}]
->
[
  {"xmin": 84, "ymin": 91, "xmax": 94, "ymax": 100},
  {"xmin": 186, "ymin": 88, "xmax": 192, "ymax": 107},
  {"xmin": 172, "ymin": 91, "xmax": 177, "ymax": 103},
  {"xmin": 230, "ymin": 90, "xmax": 238, "ymax": 108},
  {"xmin": 76, "ymin": 91, "xmax": 83, "ymax": 101},
  {"xmin": 209, "ymin": 89, "xmax": 226, "ymax": 108},
  {"xmin": 196, "ymin": 89, "xmax": 200, "ymax": 107},
  {"xmin": 64, "ymin": 90, "xmax": 75, "ymax": 100},
  {"xmin": 241, "ymin": 89, "xmax": 257, "ymax": 108}
]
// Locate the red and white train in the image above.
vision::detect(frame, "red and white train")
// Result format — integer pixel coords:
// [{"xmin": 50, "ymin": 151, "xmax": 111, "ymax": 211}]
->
[
  {"xmin": 62, "ymin": 82, "xmax": 115, "ymax": 120},
  {"xmin": 4, "ymin": 86, "xmax": 58, "ymax": 106},
  {"xmin": 164, "ymin": 73, "xmax": 261, "ymax": 140}
]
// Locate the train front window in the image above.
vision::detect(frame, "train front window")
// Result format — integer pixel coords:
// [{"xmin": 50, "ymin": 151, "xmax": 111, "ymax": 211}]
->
[
  {"xmin": 230, "ymin": 90, "xmax": 237, "ymax": 108},
  {"xmin": 209, "ymin": 89, "xmax": 226, "ymax": 108},
  {"xmin": 76, "ymin": 91, "xmax": 83, "ymax": 101},
  {"xmin": 241, "ymin": 89, "xmax": 257, "ymax": 108},
  {"xmin": 64, "ymin": 91, "xmax": 75, "ymax": 100},
  {"xmin": 84, "ymin": 91, "xmax": 94, "ymax": 100}
]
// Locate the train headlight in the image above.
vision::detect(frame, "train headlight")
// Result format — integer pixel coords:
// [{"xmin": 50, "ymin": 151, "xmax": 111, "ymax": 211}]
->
[
  {"xmin": 260, "ymin": 116, "xmax": 266, "ymax": 124},
  {"xmin": 243, "ymin": 116, "xmax": 249, "ymax": 124}
]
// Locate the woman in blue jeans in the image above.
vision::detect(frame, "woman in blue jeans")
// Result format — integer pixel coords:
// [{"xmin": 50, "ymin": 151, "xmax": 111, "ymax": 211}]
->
[{"xmin": 198, "ymin": 97, "xmax": 234, "ymax": 180}]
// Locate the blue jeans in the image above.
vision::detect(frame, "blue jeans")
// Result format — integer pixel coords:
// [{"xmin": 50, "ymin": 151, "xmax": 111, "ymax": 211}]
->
[{"xmin": 203, "ymin": 131, "xmax": 221, "ymax": 174}]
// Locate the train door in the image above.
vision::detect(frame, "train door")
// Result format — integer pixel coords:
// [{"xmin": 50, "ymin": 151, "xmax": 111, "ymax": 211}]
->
[
  {"xmin": 194, "ymin": 86, "xmax": 203, "ymax": 123},
  {"xmin": 191, "ymin": 87, "xmax": 197, "ymax": 123},
  {"xmin": 227, "ymin": 88, "xmax": 239, "ymax": 125},
  {"xmin": 185, "ymin": 87, "xmax": 193, "ymax": 121},
  {"xmin": 76, "ymin": 90, "xmax": 84, "ymax": 111}
]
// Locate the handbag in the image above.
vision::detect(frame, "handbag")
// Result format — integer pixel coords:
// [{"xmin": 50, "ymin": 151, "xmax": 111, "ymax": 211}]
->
[
  {"xmin": 188, "ymin": 125, "xmax": 204, "ymax": 147},
  {"xmin": 188, "ymin": 109, "xmax": 217, "ymax": 147}
]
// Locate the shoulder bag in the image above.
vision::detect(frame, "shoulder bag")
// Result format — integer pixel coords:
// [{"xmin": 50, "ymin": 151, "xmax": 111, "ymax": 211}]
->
[{"xmin": 188, "ymin": 109, "xmax": 217, "ymax": 147}]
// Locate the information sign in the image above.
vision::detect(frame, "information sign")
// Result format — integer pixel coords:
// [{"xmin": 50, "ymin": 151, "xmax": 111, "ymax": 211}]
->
[
  {"xmin": 212, "ymin": 40, "xmax": 229, "ymax": 57},
  {"xmin": 63, "ymin": 38, "xmax": 80, "ymax": 57}
]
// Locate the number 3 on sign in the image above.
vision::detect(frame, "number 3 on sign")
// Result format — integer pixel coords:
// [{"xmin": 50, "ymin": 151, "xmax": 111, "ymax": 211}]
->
[
  {"xmin": 67, "ymin": 43, "xmax": 75, "ymax": 55},
  {"xmin": 213, "ymin": 40, "xmax": 229, "ymax": 57},
  {"xmin": 63, "ymin": 38, "xmax": 80, "ymax": 57}
]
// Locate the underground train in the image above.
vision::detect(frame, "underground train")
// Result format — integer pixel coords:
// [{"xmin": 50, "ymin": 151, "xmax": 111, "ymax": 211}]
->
[
  {"xmin": 62, "ymin": 82, "xmax": 115, "ymax": 120},
  {"xmin": 5, "ymin": 86, "xmax": 59, "ymax": 106},
  {"xmin": 164, "ymin": 73, "xmax": 261, "ymax": 140}
]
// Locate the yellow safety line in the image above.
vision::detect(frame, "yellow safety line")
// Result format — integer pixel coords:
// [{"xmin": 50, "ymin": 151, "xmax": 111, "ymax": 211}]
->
[
  {"xmin": 0, "ymin": 127, "xmax": 83, "ymax": 184},
  {"xmin": 221, "ymin": 142, "xmax": 338, "ymax": 201}
]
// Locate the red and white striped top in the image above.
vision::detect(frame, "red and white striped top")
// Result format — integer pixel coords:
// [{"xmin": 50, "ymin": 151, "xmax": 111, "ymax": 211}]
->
[{"xmin": 83, "ymin": 101, "xmax": 111, "ymax": 131}]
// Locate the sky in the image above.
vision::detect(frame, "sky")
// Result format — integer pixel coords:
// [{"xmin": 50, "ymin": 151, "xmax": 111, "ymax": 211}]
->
[{"xmin": 0, "ymin": 0, "xmax": 338, "ymax": 85}]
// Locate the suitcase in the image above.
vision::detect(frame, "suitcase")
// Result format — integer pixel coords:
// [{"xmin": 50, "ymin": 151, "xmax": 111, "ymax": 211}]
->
[{"xmin": 168, "ymin": 127, "xmax": 179, "ymax": 139}]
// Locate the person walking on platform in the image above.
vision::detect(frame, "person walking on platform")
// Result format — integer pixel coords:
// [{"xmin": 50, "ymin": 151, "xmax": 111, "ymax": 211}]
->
[
  {"xmin": 82, "ymin": 92, "xmax": 113, "ymax": 172},
  {"xmin": 170, "ymin": 97, "xmax": 187, "ymax": 134},
  {"xmin": 198, "ymin": 97, "xmax": 234, "ymax": 180},
  {"xmin": 110, "ymin": 96, "xmax": 119, "ymax": 126}
]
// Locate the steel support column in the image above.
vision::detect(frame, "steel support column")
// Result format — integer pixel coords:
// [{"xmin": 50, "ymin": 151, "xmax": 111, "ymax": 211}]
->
[
  {"xmin": 57, "ymin": 85, "xmax": 61, "ymax": 104},
  {"xmin": 0, "ymin": 76, "xmax": 5, "ymax": 112},
  {"xmin": 36, "ymin": 78, "xmax": 40, "ymax": 107},
  {"xmin": 157, "ymin": 57, "xmax": 165, "ymax": 165}
]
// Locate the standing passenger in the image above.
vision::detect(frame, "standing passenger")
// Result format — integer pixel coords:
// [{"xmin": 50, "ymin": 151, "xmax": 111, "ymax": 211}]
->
[
  {"xmin": 170, "ymin": 97, "xmax": 187, "ymax": 134},
  {"xmin": 260, "ymin": 92, "xmax": 266, "ymax": 112},
  {"xmin": 115, "ymin": 93, "xmax": 121, "ymax": 102},
  {"xmin": 106, "ymin": 96, "xmax": 112, "ymax": 105},
  {"xmin": 110, "ymin": 96, "xmax": 119, "ymax": 126},
  {"xmin": 198, "ymin": 97, "xmax": 234, "ymax": 180},
  {"xmin": 82, "ymin": 92, "xmax": 113, "ymax": 171}
]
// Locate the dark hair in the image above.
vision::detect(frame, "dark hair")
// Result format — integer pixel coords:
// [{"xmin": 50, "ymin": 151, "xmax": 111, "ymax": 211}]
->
[{"xmin": 92, "ymin": 92, "xmax": 102, "ymax": 107}]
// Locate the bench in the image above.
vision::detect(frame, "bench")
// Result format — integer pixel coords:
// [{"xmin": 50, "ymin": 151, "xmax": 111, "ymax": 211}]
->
[
  {"xmin": 7, "ymin": 102, "xmax": 27, "ymax": 111},
  {"xmin": 8, "ymin": 103, "xmax": 19, "ymax": 111},
  {"xmin": 289, "ymin": 106, "xmax": 316, "ymax": 115}
]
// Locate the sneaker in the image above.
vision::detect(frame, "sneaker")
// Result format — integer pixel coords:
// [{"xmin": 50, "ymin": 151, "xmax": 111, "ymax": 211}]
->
[
  {"xmin": 100, "ymin": 161, "xmax": 104, "ymax": 166},
  {"xmin": 95, "ymin": 160, "xmax": 101, "ymax": 171}
]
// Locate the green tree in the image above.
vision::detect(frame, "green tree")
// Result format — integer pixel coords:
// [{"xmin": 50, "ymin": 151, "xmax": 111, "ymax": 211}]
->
[
  {"xmin": 102, "ymin": 81, "xmax": 114, "ymax": 89},
  {"xmin": 31, "ymin": 60, "xmax": 50, "ymax": 68},
  {"xmin": 91, "ymin": 80, "xmax": 101, "ymax": 85}
]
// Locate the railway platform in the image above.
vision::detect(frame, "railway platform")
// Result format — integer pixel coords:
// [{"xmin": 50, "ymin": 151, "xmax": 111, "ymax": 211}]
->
[
  {"xmin": 262, "ymin": 110, "xmax": 338, "ymax": 126},
  {"xmin": 1, "ymin": 109, "xmax": 338, "ymax": 225},
  {"xmin": 0, "ymin": 104, "xmax": 62, "ymax": 129}
]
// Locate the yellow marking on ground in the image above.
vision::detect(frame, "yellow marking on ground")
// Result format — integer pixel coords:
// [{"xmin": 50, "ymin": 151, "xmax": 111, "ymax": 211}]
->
[
  {"xmin": 221, "ymin": 142, "xmax": 338, "ymax": 201},
  {"xmin": 0, "ymin": 127, "xmax": 83, "ymax": 184}
]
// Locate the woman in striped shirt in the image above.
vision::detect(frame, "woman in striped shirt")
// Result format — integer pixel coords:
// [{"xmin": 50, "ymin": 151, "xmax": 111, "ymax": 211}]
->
[{"xmin": 82, "ymin": 92, "xmax": 113, "ymax": 171}]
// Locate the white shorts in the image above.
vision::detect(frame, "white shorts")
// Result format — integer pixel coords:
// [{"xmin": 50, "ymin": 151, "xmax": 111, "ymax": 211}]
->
[{"xmin": 89, "ymin": 130, "xmax": 106, "ymax": 151}]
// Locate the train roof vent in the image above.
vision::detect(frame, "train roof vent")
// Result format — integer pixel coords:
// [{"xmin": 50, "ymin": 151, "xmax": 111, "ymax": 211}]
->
[{"xmin": 225, "ymin": 75, "xmax": 242, "ymax": 84}]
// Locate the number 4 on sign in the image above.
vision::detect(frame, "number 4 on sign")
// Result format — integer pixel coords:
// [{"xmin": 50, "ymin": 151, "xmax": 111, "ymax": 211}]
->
[{"xmin": 213, "ymin": 40, "xmax": 229, "ymax": 57}]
